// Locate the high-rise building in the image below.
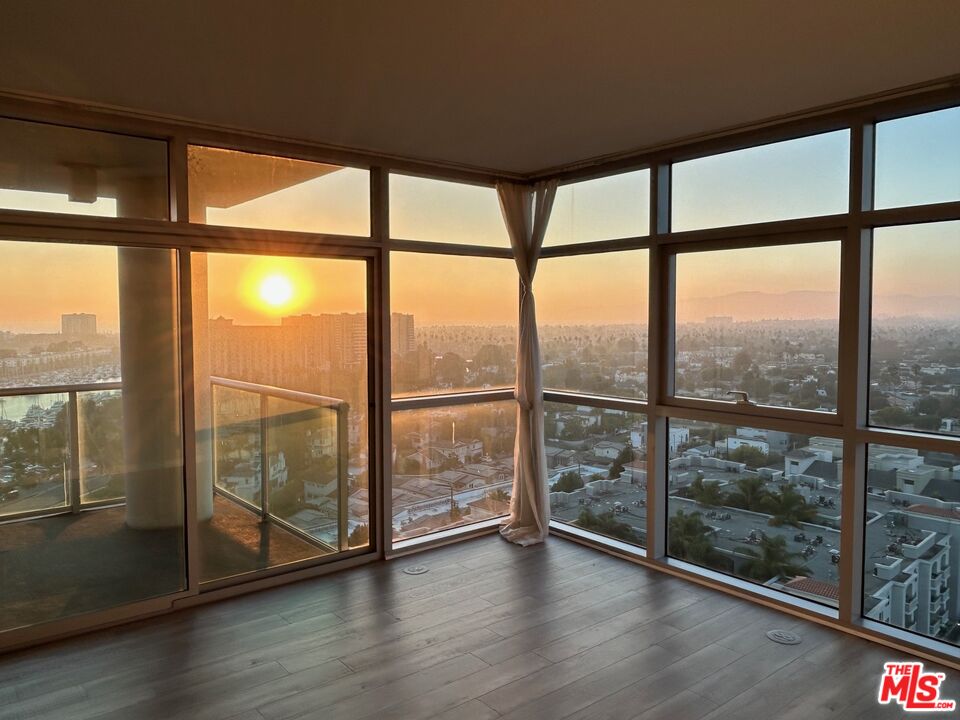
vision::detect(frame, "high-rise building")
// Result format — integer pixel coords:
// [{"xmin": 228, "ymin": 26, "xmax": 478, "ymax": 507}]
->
[
  {"xmin": 391, "ymin": 313, "xmax": 415, "ymax": 355},
  {"xmin": 282, "ymin": 312, "xmax": 367, "ymax": 366},
  {"xmin": 61, "ymin": 313, "xmax": 97, "ymax": 336}
]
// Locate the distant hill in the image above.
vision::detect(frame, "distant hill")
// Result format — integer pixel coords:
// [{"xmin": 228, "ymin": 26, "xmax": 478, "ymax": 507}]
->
[{"xmin": 677, "ymin": 290, "xmax": 960, "ymax": 321}]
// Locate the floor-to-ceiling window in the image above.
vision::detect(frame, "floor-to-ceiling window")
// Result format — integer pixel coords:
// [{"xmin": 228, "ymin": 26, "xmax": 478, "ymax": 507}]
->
[
  {"xmin": 860, "ymin": 105, "xmax": 960, "ymax": 647},
  {"xmin": 388, "ymin": 174, "xmax": 517, "ymax": 542},
  {"xmin": 188, "ymin": 147, "xmax": 373, "ymax": 584},
  {"xmin": 0, "ymin": 89, "xmax": 958, "ymax": 665},
  {"xmin": 541, "ymin": 105, "xmax": 960, "ymax": 660},
  {"xmin": 664, "ymin": 232, "xmax": 846, "ymax": 608},
  {"xmin": 0, "ymin": 116, "xmax": 187, "ymax": 631},
  {"xmin": 538, "ymin": 170, "xmax": 651, "ymax": 549},
  {"xmin": 0, "ymin": 120, "xmax": 381, "ymax": 641}
]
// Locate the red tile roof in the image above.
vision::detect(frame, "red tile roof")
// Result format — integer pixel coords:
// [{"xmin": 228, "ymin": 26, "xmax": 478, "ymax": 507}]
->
[
  {"xmin": 783, "ymin": 576, "xmax": 840, "ymax": 601},
  {"xmin": 905, "ymin": 504, "xmax": 960, "ymax": 521}
]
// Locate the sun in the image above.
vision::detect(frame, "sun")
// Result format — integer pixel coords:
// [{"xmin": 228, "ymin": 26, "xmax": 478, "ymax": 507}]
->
[{"xmin": 258, "ymin": 273, "xmax": 295, "ymax": 308}]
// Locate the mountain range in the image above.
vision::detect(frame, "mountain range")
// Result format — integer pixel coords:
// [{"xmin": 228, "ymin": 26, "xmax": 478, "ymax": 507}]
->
[{"xmin": 678, "ymin": 290, "xmax": 960, "ymax": 322}]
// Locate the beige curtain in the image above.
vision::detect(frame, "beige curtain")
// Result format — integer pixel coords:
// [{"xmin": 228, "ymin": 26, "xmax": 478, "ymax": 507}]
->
[{"xmin": 497, "ymin": 180, "xmax": 557, "ymax": 546}]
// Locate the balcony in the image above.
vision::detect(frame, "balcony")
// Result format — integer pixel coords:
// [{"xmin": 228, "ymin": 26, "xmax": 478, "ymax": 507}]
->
[
  {"xmin": 208, "ymin": 375, "xmax": 350, "ymax": 556},
  {"xmin": 0, "ymin": 377, "xmax": 351, "ymax": 632}
]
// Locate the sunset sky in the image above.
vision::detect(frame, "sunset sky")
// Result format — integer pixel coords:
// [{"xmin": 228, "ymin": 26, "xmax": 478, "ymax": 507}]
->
[
  {"xmin": 0, "ymin": 240, "xmax": 120, "ymax": 332},
  {"xmin": 201, "ymin": 166, "xmax": 370, "ymax": 237},
  {"xmin": 1, "ymin": 108, "xmax": 957, "ymax": 332},
  {"xmin": 204, "ymin": 252, "xmax": 367, "ymax": 325},
  {"xmin": 537, "ymin": 250, "xmax": 648, "ymax": 324}
]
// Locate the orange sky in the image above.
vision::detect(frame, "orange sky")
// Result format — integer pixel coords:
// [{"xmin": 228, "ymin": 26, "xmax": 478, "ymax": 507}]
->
[
  {"xmin": 0, "ymin": 240, "xmax": 120, "ymax": 332},
  {"xmin": 391, "ymin": 252, "xmax": 517, "ymax": 325},
  {"xmin": 0, "ymin": 183, "xmax": 957, "ymax": 332},
  {"xmin": 201, "ymin": 166, "xmax": 370, "ymax": 237},
  {"xmin": 537, "ymin": 251, "xmax": 648, "ymax": 324},
  {"xmin": 203, "ymin": 252, "xmax": 367, "ymax": 325}
]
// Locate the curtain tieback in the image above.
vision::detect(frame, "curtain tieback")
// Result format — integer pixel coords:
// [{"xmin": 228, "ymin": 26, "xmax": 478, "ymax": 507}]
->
[{"xmin": 514, "ymin": 388, "xmax": 533, "ymax": 410}]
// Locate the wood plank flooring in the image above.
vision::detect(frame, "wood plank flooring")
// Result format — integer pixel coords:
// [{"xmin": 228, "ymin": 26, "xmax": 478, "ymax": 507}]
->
[{"xmin": 0, "ymin": 535, "xmax": 957, "ymax": 720}]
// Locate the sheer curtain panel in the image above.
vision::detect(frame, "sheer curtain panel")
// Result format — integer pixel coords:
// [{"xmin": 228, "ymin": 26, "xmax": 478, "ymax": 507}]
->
[{"xmin": 497, "ymin": 180, "xmax": 557, "ymax": 546}]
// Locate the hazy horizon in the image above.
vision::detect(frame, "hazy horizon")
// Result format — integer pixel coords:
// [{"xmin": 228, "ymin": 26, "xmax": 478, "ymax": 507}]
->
[{"xmin": 0, "ymin": 121, "xmax": 957, "ymax": 331}]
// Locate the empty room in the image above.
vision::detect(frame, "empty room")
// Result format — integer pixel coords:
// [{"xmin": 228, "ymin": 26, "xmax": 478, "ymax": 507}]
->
[{"xmin": 0, "ymin": 2, "xmax": 959, "ymax": 718}]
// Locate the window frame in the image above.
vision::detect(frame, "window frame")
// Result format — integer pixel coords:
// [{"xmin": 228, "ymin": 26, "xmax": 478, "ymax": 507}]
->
[
  {"xmin": 1, "ymin": 86, "xmax": 960, "ymax": 665},
  {"xmin": 385, "ymin": 170, "xmax": 518, "ymax": 545},
  {"xmin": 545, "ymin": 102, "xmax": 960, "ymax": 665},
  {"xmin": 660, "ymin": 231, "xmax": 847, "ymax": 426}
]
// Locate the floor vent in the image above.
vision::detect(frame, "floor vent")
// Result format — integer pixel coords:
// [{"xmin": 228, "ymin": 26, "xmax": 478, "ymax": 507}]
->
[
  {"xmin": 766, "ymin": 629, "xmax": 802, "ymax": 645},
  {"xmin": 402, "ymin": 565, "xmax": 429, "ymax": 575}
]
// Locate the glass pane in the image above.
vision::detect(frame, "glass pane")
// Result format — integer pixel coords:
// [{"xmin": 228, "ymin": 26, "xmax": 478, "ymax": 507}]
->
[
  {"xmin": 188, "ymin": 145, "xmax": 370, "ymax": 236},
  {"xmin": 194, "ymin": 251, "xmax": 370, "ymax": 583},
  {"xmin": 212, "ymin": 384, "xmax": 263, "ymax": 511},
  {"xmin": 0, "ymin": 117, "xmax": 168, "ymax": 219},
  {"xmin": 391, "ymin": 252, "xmax": 517, "ymax": 397},
  {"xmin": 863, "ymin": 445, "xmax": 959, "ymax": 647},
  {"xmin": 546, "ymin": 402, "xmax": 647, "ymax": 548},
  {"xmin": 543, "ymin": 170, "xmax": 649, "ymax": 246},
  {"xmin": 78, "ymin": 388, "xmax": 124, "ymax": 503},
  {"xmin": 671, "ymin": 131, "xmax": 849, "ymax": 231},
  {"xmin": 875, "ymin": 106, "xmax": 960, "ymax": 209},
  {"xmin": 538, "ymin": 250, "xmax": 648, "ymax": 398},
  {"xmin": 674, "ymin": 241, "xmax": 841, "ymax": 412},
  {"xmin": 0, "ymin": 241, "xmax": 184, "ymax": 632},
  {"xmin": 667, "ymin": 419, "xmax": 843, "ymax": 607},
  {"xmin": 0, "ymin": 392, "xmax": 69, "ymax": 515},
  {"xmin": 870, "ymin": 222, "xmax": 960, "ymax": 437},
  {"xmin": 389, "ymin": 174, "xmax": 507, "ymax": 246},
  {"xmin": 392, "ymin": 401, "xmax": 515, "ymax": 541},
  {"xmin": 267, "ymin": 396, "xmax": 348, "ymax": 549}
]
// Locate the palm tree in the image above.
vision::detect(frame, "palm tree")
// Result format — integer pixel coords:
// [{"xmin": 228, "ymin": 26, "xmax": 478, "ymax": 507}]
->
[
  {"xmin": 668, "ymin": 511, "xmax": 718, "ymax": 566},
  {"xmin": 490, "ymin": 488, "xmax": 510, "ymax": 503},
  {"xmin": 726, "ymin": 476, "xmax": 769, "ymax": 512},
  {"xmin": 737, "ymin": 535, "xmax": 809, "ymax": 581},
  {"xmin": 762, "ymin": 485, "xmax": 819, "ymax": 527},
  {"xmin": 690, "ymin": 476, "xmax": 725, "ymax": 507},
  {"xmin": 575, "ymin": 508, "xmax": 638, "ymax": 544}
]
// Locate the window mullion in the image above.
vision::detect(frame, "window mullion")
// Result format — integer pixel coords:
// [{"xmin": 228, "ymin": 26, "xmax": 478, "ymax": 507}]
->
[{"xmin": 837, "ymin": 121, "xmax": 873, "ymax": 625}]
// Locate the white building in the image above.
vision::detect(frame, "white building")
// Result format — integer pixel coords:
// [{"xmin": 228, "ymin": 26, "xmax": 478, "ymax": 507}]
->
[
  {"xmin": 304, "ymin": 477, "xmax": 339, "ymax": 511},
  {"xmin": 631, "ymin": 422, "xmax": 688, "ymax": 454},
  {"xmin": 726, "ymin": 436, "xmax": 769, "ymax": 455},
  {"xmin": 592, "ymin": 440, "xmax": 626, "ymax": 460},
  {"xmin": 865, "ymin": 508, "xmax": 955, "ymax": 639},
  {"xmin": 219, "ymin": 451, "xmax": 288, "ymax": 502}
]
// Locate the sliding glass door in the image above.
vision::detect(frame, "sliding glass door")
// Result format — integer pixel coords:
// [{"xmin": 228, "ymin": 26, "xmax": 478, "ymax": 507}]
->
[
  {"xmin": 0, "ymin": 240, "xmax": 185, "ymax": 633},
  {"xmin": 191, "ymin": 250, "xmax": 372, "ymax": 585}
]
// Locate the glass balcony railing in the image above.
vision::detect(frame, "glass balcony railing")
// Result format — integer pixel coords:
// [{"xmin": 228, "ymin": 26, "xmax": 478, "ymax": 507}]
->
[
  {"xmin": 210, "ymin": 376, "xmax": 350, "ymax": 554},
  {"xmin": 2, "ymin": 377, "xmax": 351, "ymax": 558},
  {"xmin": 0, "ymin": 381, "xmax": 123, "ymax": 520}
]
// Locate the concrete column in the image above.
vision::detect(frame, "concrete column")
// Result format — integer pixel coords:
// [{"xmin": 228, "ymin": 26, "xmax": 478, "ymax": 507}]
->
[{"xmin": 118, "ymin": 247, "xmax": 183, "ymax": 528}]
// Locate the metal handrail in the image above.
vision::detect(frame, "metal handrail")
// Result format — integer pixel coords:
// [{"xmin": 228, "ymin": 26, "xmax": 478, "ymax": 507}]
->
[
  {"xmin": 0, "ymin": 380, "xmax": 122, "ymax": 398},
  {"xmin": 209, "ymin": 376, "xmax": 345, "ymax": 410},
  {"xmin": 210, "ymin": 376, "xmax": 350, "ymax": 552}
]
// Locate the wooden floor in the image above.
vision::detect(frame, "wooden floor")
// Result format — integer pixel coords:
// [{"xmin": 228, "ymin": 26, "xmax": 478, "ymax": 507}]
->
[{"xmin": 0, "ymin": 535, "xmax": 956, "ymax": 720}]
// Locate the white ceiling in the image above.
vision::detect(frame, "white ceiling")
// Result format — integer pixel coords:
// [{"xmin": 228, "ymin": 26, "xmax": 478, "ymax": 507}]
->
[{"xmin": 1, "ymin": 1, "xmax": 959, "ymax": 175}]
